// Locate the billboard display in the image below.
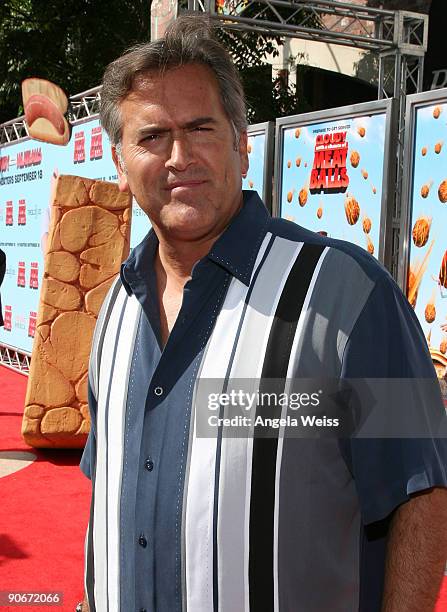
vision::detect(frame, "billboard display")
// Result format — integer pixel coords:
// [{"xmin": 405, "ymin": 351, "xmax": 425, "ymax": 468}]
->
[
  {"xmin": 0, "ymin": 139, "xmax": 45, "ymax": 353},
  {"xmin": 273, "ymin": 100, "xmax": 397, "ymax": 267},
  {"xmin": 0, "ymin": 117, "xmax": 150, "ymax": 354},
  {"xmin": 399, "ymin": 88, "xmax": 447, "ymax": 384},
  {"xmin": 243, "ymin": 121, "xmax": 274, "ymax": 212}
]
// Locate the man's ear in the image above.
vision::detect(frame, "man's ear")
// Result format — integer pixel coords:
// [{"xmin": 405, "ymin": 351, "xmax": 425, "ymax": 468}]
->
[
  {"xmin": 239, "ymin": 130, "xmax": 249, "ymax": 178},
  {"xmin": 112, "ymin": 146, "xmax": 130, "ymax": 193}
]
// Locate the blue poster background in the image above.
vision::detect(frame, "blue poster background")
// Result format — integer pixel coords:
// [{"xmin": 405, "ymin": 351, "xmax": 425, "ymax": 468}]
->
[
  {"xmin": 243, "ymin": 132, "xmax": 266, "ymax": 200},
  {"xmin": 408, "ymin": 101, "xmax": 447, "ymax": 354},
  {"xmin": 0, "ymin": 137, "xmax": 45, "ymax": 353},
  {"xmin": 0, "ymin": 118, "xmax": 150, "ymax": 353},
  {"xmin": 279, "ymin": 113, "xmax": 387, "ymax": 257}
]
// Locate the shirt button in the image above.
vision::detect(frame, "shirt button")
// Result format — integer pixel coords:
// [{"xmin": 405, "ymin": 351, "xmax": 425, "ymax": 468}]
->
[
  {"xmin": 145, "ymin": 457, "xmax": 154, "ymax": 472},
  {"xmin": 154, "ymin": 386, "xmax": 163, "ymax": 396},
  {"xmin": 138, "ymin": 534, "xmax": 147, "ymax": 548}
]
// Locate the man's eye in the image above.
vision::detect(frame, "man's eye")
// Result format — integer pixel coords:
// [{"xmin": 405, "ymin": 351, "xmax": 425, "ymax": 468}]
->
[
  {"xmin": 192, "ymin": 126, "xmax": 211, "ymax": 132},
  {"xmin": 142, "ymin": 134, "xmax": 160, "ymax": 142}
]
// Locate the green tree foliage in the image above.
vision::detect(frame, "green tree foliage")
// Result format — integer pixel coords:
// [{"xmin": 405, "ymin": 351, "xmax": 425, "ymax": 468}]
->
[
  {"xmin": 0, "ymin": 0, "xmax": 319, "ymax": 124},
  {"xmin": 0, "ymin": 0, "xmax": 151, "ymax": 123},
  {"xmin": 215, "ymin": 2, "xmax": 320, "ymax": 121}
]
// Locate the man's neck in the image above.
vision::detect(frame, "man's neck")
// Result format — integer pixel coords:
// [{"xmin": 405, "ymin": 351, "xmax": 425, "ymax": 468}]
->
[
  {"xmin": 153, "ymin": 236, "xmax": 218, "ymax": 348},
  {"xmin": 151, "ymin": 191, "xmax": 244, "ymax": 284},
  {"xmin": 155, "ymin": 235, "xmax": 216, "ymax": 288}
]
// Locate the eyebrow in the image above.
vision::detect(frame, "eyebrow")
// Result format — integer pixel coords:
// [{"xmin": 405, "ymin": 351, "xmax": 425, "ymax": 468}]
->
[
  {"xmin": 184, "ymin": 117, "xmax": 217, "ymax": 129},
  {"xmin": 136, "ymin": 117, "xmax": 217, "ymax": 138}
]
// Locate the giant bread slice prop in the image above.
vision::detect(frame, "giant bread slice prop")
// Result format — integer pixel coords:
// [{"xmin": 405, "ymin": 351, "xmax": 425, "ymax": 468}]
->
[{"xmin": 22, "ymin": 175, "xmax": 131, "ymax": 448}]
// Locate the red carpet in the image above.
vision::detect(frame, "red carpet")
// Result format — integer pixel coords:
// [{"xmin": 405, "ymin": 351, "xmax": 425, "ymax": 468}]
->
[
  {"xmin": 439, "ymin": 582, "xmax": 447, "ymax": 611},
  {"xmin": 0, "ymin": 365, "xmax": 446, "ymax": 611},
  {"xmin": 0, "ymin": 366, "xmax": 90, "ymax": 611}
]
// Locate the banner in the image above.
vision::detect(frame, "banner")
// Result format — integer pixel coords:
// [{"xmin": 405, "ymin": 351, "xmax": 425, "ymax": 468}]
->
[
  {"xmin": 400, "ymin": 88, "xmax": 447, "ymax": 385},
  {"xmin": 274, "ymin": 100, "xmax": 396, "ymax": 265},
  {"xmin": 0, "ymin": 118, "xmax": 150, "ymax": 353},
  {"xmin": 1, "ymin": 139, "xmax": 47, "ymax": 353}
]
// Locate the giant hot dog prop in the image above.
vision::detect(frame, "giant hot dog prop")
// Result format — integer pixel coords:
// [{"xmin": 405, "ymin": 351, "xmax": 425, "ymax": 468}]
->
[{"xmin": 22, "ymin": 78, "xmax": 71, "ymax": 146}]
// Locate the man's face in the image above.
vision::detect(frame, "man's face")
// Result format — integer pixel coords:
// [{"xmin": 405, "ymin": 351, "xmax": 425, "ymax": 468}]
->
[{"xmin": 113, "ymin": 63, "xmax": 249, "ymax": 242}]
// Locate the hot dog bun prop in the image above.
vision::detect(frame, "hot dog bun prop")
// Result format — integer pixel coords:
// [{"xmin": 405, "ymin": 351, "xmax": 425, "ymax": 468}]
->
[{"xmin": 22, "ymin": 78, "xmax": 71, "ymax": 145}]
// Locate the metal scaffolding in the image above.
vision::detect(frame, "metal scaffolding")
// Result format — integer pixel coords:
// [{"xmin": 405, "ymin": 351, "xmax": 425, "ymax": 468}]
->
[
  {"xmin": 69, "ymin": 86, "xmax": 102, "ymax": 122},
  {"xmin": 0, "ymin": 117, "xmax": 29, "ymax": 145},
  {"xmin": 0, "ymin": 343, "xmax": 30, "ymax": 375},
  {"xmin": 187, "ymin": 1, "xmax": 427, "ymax": 84}
]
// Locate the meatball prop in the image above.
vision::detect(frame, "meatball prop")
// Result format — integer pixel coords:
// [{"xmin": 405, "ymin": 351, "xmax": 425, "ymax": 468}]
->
[
  {"xmin": 350, "ymin": 151, "xmax": 360, "ymax": 168},
  {"xmin": 344, "ymin": 195, "xmax": 360, "ymax": 225},
  {"xmin": 298, "ymin": 188, "xmax": 308, "ymax": 207},
  {"xmin": 412, "ymin": 216, "xmax": 432, "ymax": 248},
  {"xmin": 438, "ymin": 180, "xmax": 447, "ymax": 203}
]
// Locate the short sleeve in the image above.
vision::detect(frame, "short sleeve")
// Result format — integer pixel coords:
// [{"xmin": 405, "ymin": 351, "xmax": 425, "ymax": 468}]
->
[
  {"xmin": 79, "ymin": 381, "xmax": 97, "ymax": 481},
  {"xmin": 340, "ymin": 273, "xmax": 447, "ymax": 524}
]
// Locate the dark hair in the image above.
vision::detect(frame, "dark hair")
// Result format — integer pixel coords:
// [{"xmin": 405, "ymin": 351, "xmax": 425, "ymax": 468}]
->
[{"xmin": 100, "ymin": 14, "xmax": 247, "ymax": 146}]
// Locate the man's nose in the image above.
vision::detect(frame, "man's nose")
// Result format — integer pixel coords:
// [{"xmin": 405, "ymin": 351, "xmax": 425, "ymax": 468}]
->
[{"xmin": 165, "ymin": 134, "xmax": 195, "ymax": 171}]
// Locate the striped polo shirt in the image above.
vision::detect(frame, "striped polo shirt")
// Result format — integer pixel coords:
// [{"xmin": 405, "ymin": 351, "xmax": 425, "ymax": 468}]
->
[{"xmin": 80, "ymin": 190, "xmax": 447, "ymax": 612}]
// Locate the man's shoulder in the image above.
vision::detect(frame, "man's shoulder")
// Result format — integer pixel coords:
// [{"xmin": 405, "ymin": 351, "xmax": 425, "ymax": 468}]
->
[
  {"xmin": 267, "ymin": 216, "xmax": 391, "ymax": 288},
  {"xmin": 95, "ymin": 275, "xmax": 126, "ymax": 330}
]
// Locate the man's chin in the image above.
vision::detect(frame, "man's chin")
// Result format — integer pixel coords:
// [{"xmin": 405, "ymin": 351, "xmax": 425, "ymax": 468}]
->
[
  {"xmin": 154, "ymin": 193, "xmax": 239, "ymax": 241},
  {"xmin": 161, "ymin": 200, "xmax": 208, "ymax": 228},
  {"xmin": 162, "ymin": 218, "xmax": 216, "ymax": 243},
  {"xmin": 167, "ymin": 194, "xmax": 207, "ymax": 211}
]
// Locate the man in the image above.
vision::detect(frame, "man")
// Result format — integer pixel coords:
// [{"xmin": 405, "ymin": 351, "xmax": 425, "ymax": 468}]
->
[{"xmin": 79, "ymin": 15, "xmax": 447, "ymax": 612}]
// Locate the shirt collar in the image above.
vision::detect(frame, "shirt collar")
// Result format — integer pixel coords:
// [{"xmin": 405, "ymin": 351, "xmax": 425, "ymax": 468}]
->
[
  {"xmin": 207, "ymin": 190, "xmax": 270, "ymax": 286},
  {"xmin": 120, "ymin": 229, "xmax": 158, "ymax": 296},
  {"xmin": 121, "ymin": 190, "xmax": 270, "ymax": 294}
]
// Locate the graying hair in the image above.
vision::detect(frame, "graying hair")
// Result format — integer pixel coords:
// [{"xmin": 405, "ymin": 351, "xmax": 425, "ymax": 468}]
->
[{"xmin": 100, "ymin": 14, "xmax": 248, "ymax": 147}]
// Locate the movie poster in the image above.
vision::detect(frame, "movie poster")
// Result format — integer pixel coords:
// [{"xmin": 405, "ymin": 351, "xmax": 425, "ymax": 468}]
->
[
  {"xmin": 0, "ymin": 140, "xmax": 46, "ymax": 353},
  {"xmin": 277, "ymin": 111, "xmax": 389, "ymax": 260},
  {"xmin": 405, "ymin": 98, "xmax": 447, "ymax": 379},
  {"xmin": 0, "ymin": 118, "xmax": 150, "ymax": 353}
]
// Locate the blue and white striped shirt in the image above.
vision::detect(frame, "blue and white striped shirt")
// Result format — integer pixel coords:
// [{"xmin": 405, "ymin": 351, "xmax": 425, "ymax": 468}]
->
[{"xmin": 81, "ymin": 190, "xmax": 447, "ymax": 612}]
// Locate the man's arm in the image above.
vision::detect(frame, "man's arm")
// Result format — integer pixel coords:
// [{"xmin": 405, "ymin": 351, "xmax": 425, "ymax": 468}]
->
[{"xmin": 382, "ymin": 487, "xmax": 447, "ymax": 611}]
